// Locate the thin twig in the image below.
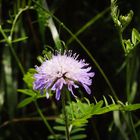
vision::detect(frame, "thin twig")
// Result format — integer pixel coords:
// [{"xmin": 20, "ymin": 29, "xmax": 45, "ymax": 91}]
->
[{"xmin": 0, "ymin": 116, "xmax": 58, "ymax": 128}]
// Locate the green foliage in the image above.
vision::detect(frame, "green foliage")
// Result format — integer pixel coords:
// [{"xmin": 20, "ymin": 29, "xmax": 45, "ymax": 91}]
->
[
  {"xmin": 123, "ymin": 28, "xmax": 140, "ymax": 55},
  {"xmin": 17, "ymin": 96, "xmax": 35, "ymax": 108},
  {"xmin": 37, "ymin": 47, "xmax": 53, "ymax": 63},
  {"xmin": 48, "ymin": 97, "xmax": 140, "ymax": 139},
  {"xmin": 111, "ymin": 1, "xmax": 140, "ymax": 140},
  {"xmin": 23, "ymin": 68, "xmax": 36, "ymax": 88},
  {"xmin": 111, "ymin": 0, "xmax": 133, "ymax": 32},
  {"xmin": 17, "ymin": 69, "xmax": 47, "ymax": 108}
]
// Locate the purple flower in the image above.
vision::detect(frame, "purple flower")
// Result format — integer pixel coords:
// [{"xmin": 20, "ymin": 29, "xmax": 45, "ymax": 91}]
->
[{"xmin": 33, "ymin": 50, "xmax": 95, "ymax": 100}]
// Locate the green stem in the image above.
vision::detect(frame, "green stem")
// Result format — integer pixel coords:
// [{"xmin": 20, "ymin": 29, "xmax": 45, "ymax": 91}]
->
[
  {"xmin": 9, "ymin": 43, "xmax": 25, "ymax": 75},
  {"xmin": 125, "ymin": 56, "xmax": 138, "ymax": 140},
  {"xmin": 0, "ymin": 7, "xmax": 33, "ymax": 75},
  {"xmin": 62, "ymin": 90, "xmax": 70, "ymax": 140},
  {"xmin": 118, "ymin": 25, "xmax": 138, "ymax": 140},
  {"xmin": 67, "ymin": 7, "xmax": 109, "ymax": 45},
  {"xmin": 0, "ymin": 25, "xmax": 8, "ymax": 40},
  {"xmin": 129, "ymin": 112, "xmax": 139, "ymax": 140},
  {"xmin": 63, "ymin": 26, "xmax": 118, "ymax": 101},
  {"xmin": 54, "ymin": 18, "xmax": 118, "ymax": 101},
  {"xmin": 0, "ymin": 6, "xmax": 32, "ymax": 75},
  {"xmin": 10, "ymin": 6, "xmax": 33, "ymax": 38},
  {"xmin": 34, "ymin": 101, "xmax": 57, "ymax": 140},
  {"xmin": 119, "ymin": 30, "xmax": 126, "ymax": 53},
  {"xmin": 126, "ymin": 57, "xmax": 131, "ymax": 102},
  {"xmin": 0, "ymin": 25, "xmax": 25, "ymax": 75}
]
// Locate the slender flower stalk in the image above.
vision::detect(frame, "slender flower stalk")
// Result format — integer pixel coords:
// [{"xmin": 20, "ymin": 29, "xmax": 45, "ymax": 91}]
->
[
  {"xmin": 62, "ymin": 88, "xmax": 70, "ymax": 140},
  {"xmin": 33, "ymin": 50, "xmax": 95, "ymax": 100},
  {"xmin": 34, "ymin": 101, "xmax": 57, "ymax": 139}
]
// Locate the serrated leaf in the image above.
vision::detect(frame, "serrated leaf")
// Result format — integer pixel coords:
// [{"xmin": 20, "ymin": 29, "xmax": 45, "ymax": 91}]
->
[
  {"xmin": 17, "ymin": 97, "xmax": 35, "ymax": 108},
  {"xmin": 124, "ymin": 103, "xmax": 140, "ymax": 111},
  {"xmin": 92, "ymin": 100, "xmax": 103, "ymax": 113},
  {"xmin": 93, "ymin": 104, "xmax": 121, "ymax": 115},
  {"xmin": 76, "ymin": 100, "xmax": 87, "ymax": 114},
  {"xmin": 93, "ymin": 103, "xmax": 140, "ymax": 115}
]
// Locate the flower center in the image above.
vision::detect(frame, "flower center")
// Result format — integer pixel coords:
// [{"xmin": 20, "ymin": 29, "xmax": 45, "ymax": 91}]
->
[{"xmin": 56, "ymin": 71, "xmax": 68, "ymax": 79}]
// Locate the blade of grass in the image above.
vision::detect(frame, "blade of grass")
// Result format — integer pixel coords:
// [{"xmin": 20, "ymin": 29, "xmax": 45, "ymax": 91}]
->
[
  {"xmin": 67, "ymin": 7, "xmax": 109, "ymax": 45},
  {"xmin": 113, "ymin": 111, "xmax": 129, "ymax": 140},
  {"xmin": 42, "ymin": 0, "xmax": 62, "ymax": 50}
]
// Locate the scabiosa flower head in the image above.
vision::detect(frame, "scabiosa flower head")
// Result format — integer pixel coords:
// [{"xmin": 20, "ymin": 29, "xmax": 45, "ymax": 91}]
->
[{"xmin": 33, "ymin": 50, "xmax": 95, "ymax": 100}]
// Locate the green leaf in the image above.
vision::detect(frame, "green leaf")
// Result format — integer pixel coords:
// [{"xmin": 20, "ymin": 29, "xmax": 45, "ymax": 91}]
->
[
  {"xmin": 132, "ymin": 28, "xmax": 140, "ymax": 44},
  {"xmin": 72, "ymin": 118, "xmax": 88, "ymax": 126},
  {"xmin": 35, "ymin": 0, "xmax": 62, "ymax": 50},
  {"xmin": 132, "ymin": 29, "xmax": 137, "ymax": 45},
  {"xmin": 113, "ymin": 111, "xmax": 129, "ymax": 140},
  {"xmin": 37, "ymin": 55, "xmax": 44, "ymax": 63},
  {"xmin": 93, "ymin": 104, "xmax": 121, "ymax": 115},
  {"xmin": 103, "ymin": 96, "xmax": 109, "ymax": 106},
  {"xmin": 124, "ymin": 103, "xmax": 140, "ymax": 111},
  {"xmin": 71, "ymin": 134, "xmax": 87, "ymax": 140},
  {"xmin": 18, "ymin": 89, "xmax": 36, "ymax": 96},
  {"xmin": 48, "ymin": 134, "xmax": 65, "ymax": 140},
  {"xmin": 129, "ymin": 81, "xmax": 137, "ymax": 103},
  {"xmin": 55, "ymin": 118, "xmax": 65, "ymax": 125},
  {"xmin": 12, "ymin": 36, "xmax": 28, "ymax": 43},
  {"xmin": 42, "ymin": 47, "xmax": 53, "ymax": 59},
  {"xmin": 23, "ymin": 68, "xmax": 36, "ymax": 88},
  {"xmin": 18, "ymin": 89, "xmax": 47, "ymax": 99},
  {"xmin": 123, "ymin": 39, "xmax": 133, "ymax": 54},
  {"xmin": 71, "ymin": 127, "xmax": 85, "ymax": 134},
  {"xmin": 92, "ymin": 102, "xmax": 140, "ymax": 115},
  {"xmin": 92, "ymin": 100, "xmax": 103, "ymax": 113},
  {"xmin": 17, "ymin": 96, "xmax": 35, "ymax": 108},
  {"xmin": 53, "ymin": 126, "xmax": 66, "ymax": 131}
]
